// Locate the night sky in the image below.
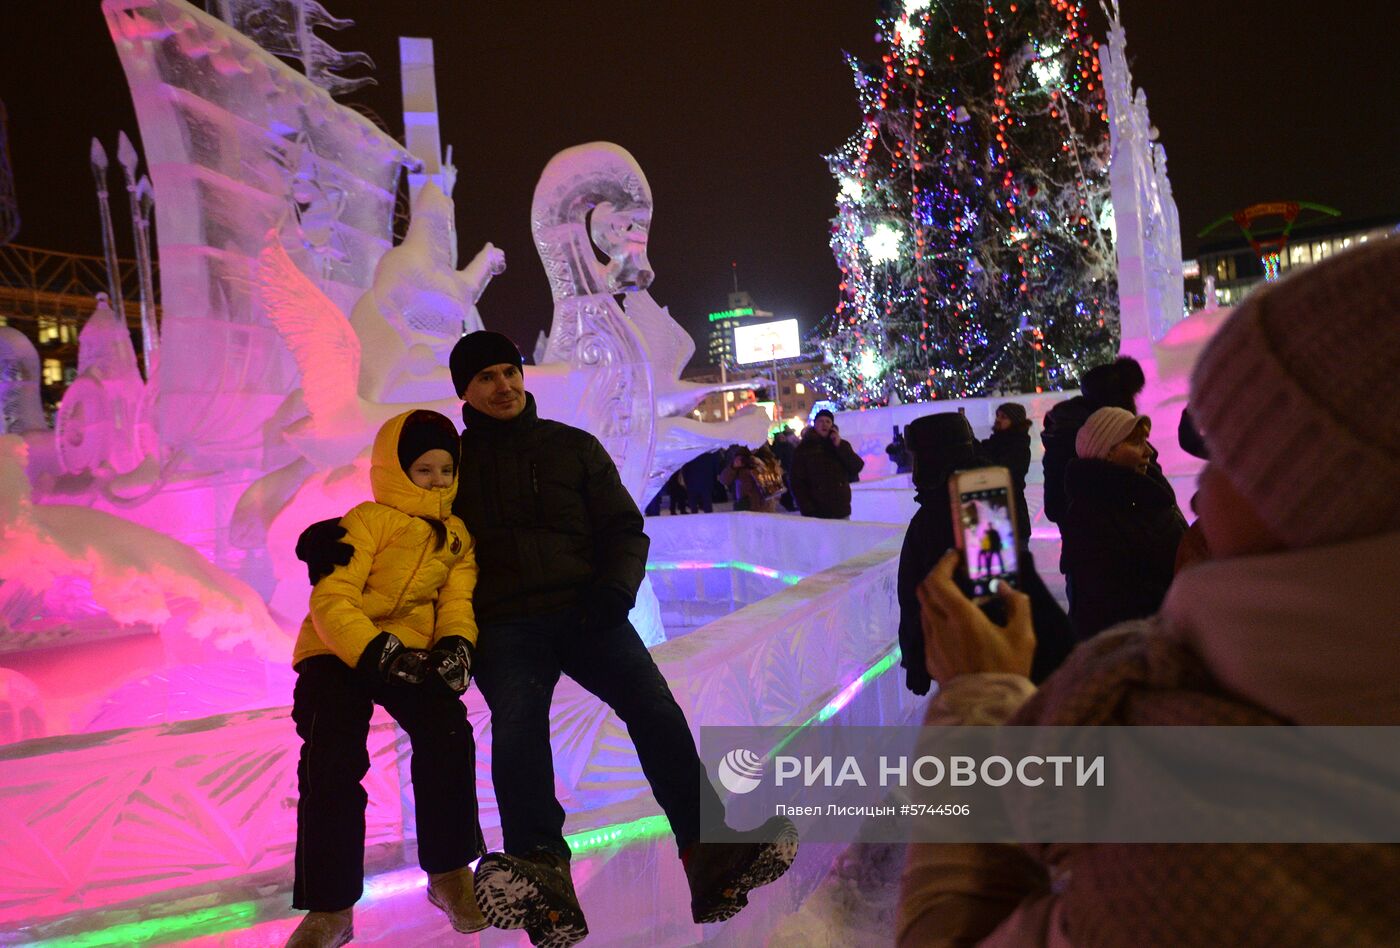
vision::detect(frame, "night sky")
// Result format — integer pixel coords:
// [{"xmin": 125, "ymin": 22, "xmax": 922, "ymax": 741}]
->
[{"xmin": 3, "ymin": 1, "xmax": 1398, "ymax": 360}]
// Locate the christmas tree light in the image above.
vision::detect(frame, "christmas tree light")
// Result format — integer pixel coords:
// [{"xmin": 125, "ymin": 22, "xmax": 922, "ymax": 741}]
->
[{"xmin": 819, "ymin": 0, "xmax": 1120, "ymax": 405}]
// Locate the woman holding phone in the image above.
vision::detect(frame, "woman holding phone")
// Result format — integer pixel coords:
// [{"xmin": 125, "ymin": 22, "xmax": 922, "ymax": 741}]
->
[{"xmin": 898, "ymin": 238, "xmax": 1400, "ymax": 948}]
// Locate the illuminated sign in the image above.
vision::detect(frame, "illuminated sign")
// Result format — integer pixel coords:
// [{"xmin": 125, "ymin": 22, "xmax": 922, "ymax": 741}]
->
[
  {"xmin": 708, "ymin": 306, "xmax": 754, "ymax": 322},
  {"xmin": 733, "ymin": 318, "xmax": 801, "ymax": 365}
]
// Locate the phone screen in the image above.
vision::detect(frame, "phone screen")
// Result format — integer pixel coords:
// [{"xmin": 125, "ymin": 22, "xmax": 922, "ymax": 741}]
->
[{"xmin": 957, "ymin": 486, "xmax": 1019, "ymax": 598}]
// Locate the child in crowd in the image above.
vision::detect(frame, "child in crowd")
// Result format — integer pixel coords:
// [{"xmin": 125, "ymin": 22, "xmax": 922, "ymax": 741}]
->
[
  {"xmin": 1060, "ymin": 407, "xmax": 1186, "ymax": 639},
  {"xmin": 286, "ymin": 410, "xmax": 485, "ymax": 948}
]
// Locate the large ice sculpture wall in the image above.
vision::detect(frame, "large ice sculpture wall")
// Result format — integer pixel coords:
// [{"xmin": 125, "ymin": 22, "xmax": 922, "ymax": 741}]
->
[
  {"xmin": 1102, "ymin": 0, "xmax": 1186, "ymax": 355},
  {"xmin": 104, "ymin": 0, "xmax": 413, "ymax": 474}
]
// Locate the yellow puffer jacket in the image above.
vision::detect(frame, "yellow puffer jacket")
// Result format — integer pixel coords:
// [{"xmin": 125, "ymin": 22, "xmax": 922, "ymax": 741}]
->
[{"xmin": 292, "ymin": 411, "xmax": 478, "ymax": 668}]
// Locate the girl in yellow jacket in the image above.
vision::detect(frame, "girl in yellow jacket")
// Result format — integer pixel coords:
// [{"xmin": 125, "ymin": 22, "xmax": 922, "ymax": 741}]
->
[{"xmin": 287, "ymin": 410, "xmax": 486, "ymax": 948}]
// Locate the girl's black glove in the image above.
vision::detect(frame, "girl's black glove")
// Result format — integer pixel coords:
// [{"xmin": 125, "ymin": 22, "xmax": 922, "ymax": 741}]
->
[
  {"xmin": 358, "ymin": 631, "xmax": 430, "ymax": 686},
  {"xmin": 429, "ymin": 636, "xmax": 475, "ymax": 695}
]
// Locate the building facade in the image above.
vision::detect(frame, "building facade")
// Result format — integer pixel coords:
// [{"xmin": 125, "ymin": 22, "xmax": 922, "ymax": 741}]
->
[
  {"xmin": 682, "ymin": 358, "xmax": 827, "ymax": 432},
  {"xmin": 0, "ymin": 243, "xmax": 152, "ymax": 416},
  {"xmin": 1188, "ymin": 215, "xmax": 1397, "ymax": 309}
]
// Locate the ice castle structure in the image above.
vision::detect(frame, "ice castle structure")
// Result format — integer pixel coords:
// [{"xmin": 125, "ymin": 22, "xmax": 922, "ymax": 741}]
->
[{"xmin": 2, "ymin": 4, "xmax": 905, "ymax": 944}]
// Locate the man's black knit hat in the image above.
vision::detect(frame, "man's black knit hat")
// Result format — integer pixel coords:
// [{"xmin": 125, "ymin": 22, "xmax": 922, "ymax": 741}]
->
[
  {"xmin": 397, "ymin": 410, "xmax": 460, "ymax": 474},
  {"xmin": 449, "ymin": 331, "xmax": 523, "ymax": 397}
]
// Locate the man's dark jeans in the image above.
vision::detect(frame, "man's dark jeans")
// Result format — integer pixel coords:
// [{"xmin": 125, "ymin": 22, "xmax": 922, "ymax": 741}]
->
[{"xmin": 474, "ymin": 607, "xmax": 723, "ymax": 860}]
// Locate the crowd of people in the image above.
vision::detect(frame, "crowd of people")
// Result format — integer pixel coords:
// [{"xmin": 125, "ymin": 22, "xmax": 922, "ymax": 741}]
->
[
  {"xmin": 280, "ymin": 238, "xmax": 1399, "ymax": 948},
  {"xmin": 644, "ymin": 407, "xmax": 866, "ymax": 519},
  {"xmin": 897, "ymin": 238, "xmax": 1400, "ymax": 946}
]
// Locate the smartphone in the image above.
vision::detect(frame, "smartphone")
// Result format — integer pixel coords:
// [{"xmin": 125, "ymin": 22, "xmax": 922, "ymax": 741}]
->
[{"xmin": 947, "ymin": 466, "xmax": 1021, "ymax": 602}]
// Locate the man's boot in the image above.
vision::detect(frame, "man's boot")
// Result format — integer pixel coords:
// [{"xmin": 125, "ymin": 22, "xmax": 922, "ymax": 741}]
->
[
  {"xmin": 684, "ymin": 815, "xmax": 799, "ymax": 924},
  {"xmin": 427, "ymin": 866, "xmax": 489, "ymax": 933},
  {"xmin": 474, "ymin": 849, "xmax": 588, "ymax": 948},
  {"xmin": 285, "ymin": 908, "xmax": 353, "ymax": 948}
]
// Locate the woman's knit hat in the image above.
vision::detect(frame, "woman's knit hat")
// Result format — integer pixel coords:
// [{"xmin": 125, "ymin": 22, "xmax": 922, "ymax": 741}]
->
[
  {"xmin": 1075, "ymin": 407, "xmax": 1149, "ymax": 460},
  {"xmin": 995, "ymin": 402, "xmax": 1031, "ymax": 430},
  {"xmin": 1189, "ymin": 237, "xmax": 1400, "ymax": 548}
]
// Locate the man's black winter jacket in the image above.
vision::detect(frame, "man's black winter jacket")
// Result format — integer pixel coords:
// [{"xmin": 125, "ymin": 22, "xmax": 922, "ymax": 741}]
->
[{"xmin": 455, "ymin": 393, "xmax": 649, "ymax": 624}]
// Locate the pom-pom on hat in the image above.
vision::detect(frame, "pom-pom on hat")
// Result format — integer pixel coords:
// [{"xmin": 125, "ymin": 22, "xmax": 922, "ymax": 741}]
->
[
  {"xmin": 1075, "ymin": 407, "xmax": 1149, "ymax": 461},
  {"xmin": 449, "ymin": 331, "xmax": 523, "ymax": 398},
  {"xmin": 396, "ymin": 410, "xmax": 460, "ymax": 474},
  {"xmin": 1189, "ymin": 237, "xmax": 1400, "ymax": 548}
]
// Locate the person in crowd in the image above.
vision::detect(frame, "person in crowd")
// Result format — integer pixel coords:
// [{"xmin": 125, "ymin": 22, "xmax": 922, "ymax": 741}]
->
[
  {"xmin": 1040, "ymin": 357, "xmax": 1175, "ymax": 607},
  {"xmin": 1060, "ymin": 407, "xmax": 1187, "ymax": 639},
  {"xmin": 886, "ymin": 425, "xmax": 914, "ymax": 473},
  {"xmin": 770, "ymin": 426, "xmax": 799, "ymax": 510},
  {"xmin": 790, "ymin": 409, "xmax": 865, "ymax": 519},
  {"xmin": 297, "ymin": 332, "xmax": 796, "ymax": 948},
  {"xmin": 752, "ymin": 443, "xmax": 787, "ymax": 512},
  {"xmin": 287, "ymin": 410, "xmax": 486, "ymax": 947},
  {"xmin": 899, "ymin": 238, "xmax": 1400, "ymax": 947},
  {"xmin": 980, "ymin": 402, "xmax": 1032, "ymax": 545},
  {"xmin": 665, "ymin": 469, "xmax": 688, "ymax": 515},
  {"xmin": 719, "ymin": 446, "xmax": 767, "ymax": 512},
  {"xmin": 1040, "ymin": 357, "xmax": 1150, "ymax": 525},
  {"xmin": 681, "ymin": 449, "xmax": 721, "ymax": 514},
  {"xmin": 895, "ymin": 412, "xmax": 1076, "ymax": 697}
]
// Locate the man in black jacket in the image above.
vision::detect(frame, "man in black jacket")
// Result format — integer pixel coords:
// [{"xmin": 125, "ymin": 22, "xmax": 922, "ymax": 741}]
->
[
  {"xmin": 297, "ymin": 332, "xmax": 795, "ymax": 947},
  {"xmin": 790, "ymin": 409, "xmax": 865, "ymax": 518}
]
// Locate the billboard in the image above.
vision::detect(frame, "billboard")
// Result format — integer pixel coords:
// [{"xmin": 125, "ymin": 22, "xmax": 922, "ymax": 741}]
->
[{"xmin": 733, "ymin": 318, "xmax": 801, "ymax": 365}]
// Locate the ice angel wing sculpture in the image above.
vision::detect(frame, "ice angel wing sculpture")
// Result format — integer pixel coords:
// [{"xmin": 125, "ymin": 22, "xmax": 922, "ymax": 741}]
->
[{"xmin": 257, "ymin": 233, "xmax": 364, "ymax": 440}]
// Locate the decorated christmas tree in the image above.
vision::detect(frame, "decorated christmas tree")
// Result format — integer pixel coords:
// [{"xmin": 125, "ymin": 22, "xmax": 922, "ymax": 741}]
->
[{"xmin": 820, "ymin": 0, "xmax": 1119, "ymax": 405}]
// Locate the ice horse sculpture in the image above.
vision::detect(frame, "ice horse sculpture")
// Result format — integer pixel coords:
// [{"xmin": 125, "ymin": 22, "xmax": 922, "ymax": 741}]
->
[
  {"xmin": 349, "ymin": 182, "xmax": 504, "ymax": 405},
  {"xmin": 531, "ymin": 142, "xmax": 769, "ymax": 502}
]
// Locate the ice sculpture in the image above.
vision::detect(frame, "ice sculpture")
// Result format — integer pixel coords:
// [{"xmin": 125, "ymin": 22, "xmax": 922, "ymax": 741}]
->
[
  {"xmin": 1101, "ymin": 0, "xmax": 1186, "ymax": 353},
  {"xmin": 105, "ymin": 0, "xmax": 413, "ymax": 473},
  {"xmin": 533, "ymin": 142, "xmax": 659, "ymax": 497},
  {"xmin": 245, "ymin": 194, "xmax": 501, "ymax": 619},
  {"xmin": 349, "ymin": 183, "xmax": 504, "ymax": 404},
  {"xmin": 206, "ymin": 0, "xmax": 375, "ymax": 98},
  {"xmin": 53, "ymin": 295, "xmax": 156, "ymax": 478},
  {"xmin": 0, "ymin": 327, "xmax": 45, "ymax": 434},
  {"xmin": 531, "ymin": 142, "xmax": 769, "ymax": 502},
  {"xmin": 0, "ymin": 435, "xmax": 285, "ymax": 658},
  {"xmin": 0, "ymin": 668, "xmax": 44, "ymax": 745}
]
